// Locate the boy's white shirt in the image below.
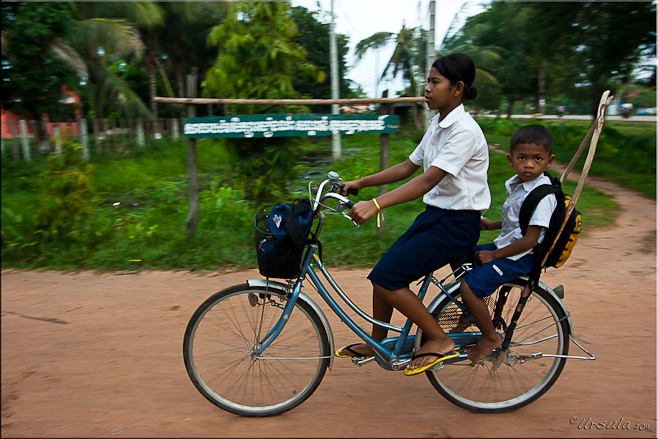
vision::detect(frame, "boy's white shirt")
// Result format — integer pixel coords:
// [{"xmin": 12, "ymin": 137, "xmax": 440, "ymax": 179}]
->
[
  {"xmin": 493, "ymin": 173, "xmax": 558, "ymax": 261},
  {"xmin": 408, "ymin": 104, "xmax": 491, "ymax": 214}
]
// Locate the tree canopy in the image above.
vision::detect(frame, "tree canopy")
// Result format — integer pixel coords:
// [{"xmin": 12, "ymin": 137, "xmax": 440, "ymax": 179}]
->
[{"xmin": 442, "ymin": 1, "xmax": 656, "ymax": 116}]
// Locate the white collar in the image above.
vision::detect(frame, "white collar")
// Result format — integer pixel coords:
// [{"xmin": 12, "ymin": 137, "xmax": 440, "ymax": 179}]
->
[
  {"xmin": 435, "ymin": 104, "xmax": 466, "ymax": 129},
  {"xmin": 506, "ymin": 173, "xmax": 550, "ymax": 194}
]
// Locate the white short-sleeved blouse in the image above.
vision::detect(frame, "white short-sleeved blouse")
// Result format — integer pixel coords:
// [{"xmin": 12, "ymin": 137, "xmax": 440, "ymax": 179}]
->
[{"xmin": 408, "ymin": 104, "xmax": 490, "ymax": 213}]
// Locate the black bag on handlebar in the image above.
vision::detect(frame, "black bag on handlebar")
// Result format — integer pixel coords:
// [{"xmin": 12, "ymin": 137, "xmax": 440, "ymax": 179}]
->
[{"xmin": 254, "ymin": 197, "xmax": 316, "ymax": 279}]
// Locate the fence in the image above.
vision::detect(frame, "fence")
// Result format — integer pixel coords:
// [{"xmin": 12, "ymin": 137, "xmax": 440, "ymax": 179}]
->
[{"xmin": 1, "ymin": 118, "xmax": 185, "ymax": 162}]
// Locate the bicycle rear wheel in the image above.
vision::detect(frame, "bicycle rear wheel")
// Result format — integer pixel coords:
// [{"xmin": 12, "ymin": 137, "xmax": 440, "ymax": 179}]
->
[
  {"xmin": 183, "ymin": 283, "xmax": 331, "ymax": 417},
  {"xmin": 426, "ymin": 279, "xmax": 570, "ymax": 413}
]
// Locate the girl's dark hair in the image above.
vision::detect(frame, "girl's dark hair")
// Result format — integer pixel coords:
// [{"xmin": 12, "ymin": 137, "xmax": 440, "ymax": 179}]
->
[
  {"xmin": 510, "ymin": 125, "xmax": 553, "ymax": 153},
  {"xmin": 432, "ymin": 53, "xmax": 478, "ymax": 100}
]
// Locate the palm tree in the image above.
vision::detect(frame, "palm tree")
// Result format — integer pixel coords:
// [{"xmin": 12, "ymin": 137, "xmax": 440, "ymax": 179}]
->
[
  {"xmin": 355, "ymin": 25, "xmax": 425, "ymax": 128},
  {"xmin": 74, "ymin": 2, "xmax": 163, "ymax": 131}
]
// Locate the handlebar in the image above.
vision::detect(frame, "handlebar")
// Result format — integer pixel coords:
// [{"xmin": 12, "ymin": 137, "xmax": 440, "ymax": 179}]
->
[{"xmin": 311, "ymin": 171, "xmax": 359, "ymax": 223}]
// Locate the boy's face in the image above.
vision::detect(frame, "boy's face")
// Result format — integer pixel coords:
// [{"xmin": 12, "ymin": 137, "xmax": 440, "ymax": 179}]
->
[{"xmin": 507, "ymin": 142, "xmax": 555, "ymax": 183}]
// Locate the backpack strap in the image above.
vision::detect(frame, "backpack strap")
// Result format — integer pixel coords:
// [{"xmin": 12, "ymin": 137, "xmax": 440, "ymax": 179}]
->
[
  {"xmin": 518, "ymin": 172, "xmax": 565, "ymax": 273},
  {"xmin": 518, "ymin": 172, "xmax": 561, "ymax": 235}
]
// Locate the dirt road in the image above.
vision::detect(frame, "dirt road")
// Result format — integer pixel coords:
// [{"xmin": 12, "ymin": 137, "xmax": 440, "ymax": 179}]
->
[{"xmin": 2, "ymin": 176, "xmax": 656, "ymax": 438}]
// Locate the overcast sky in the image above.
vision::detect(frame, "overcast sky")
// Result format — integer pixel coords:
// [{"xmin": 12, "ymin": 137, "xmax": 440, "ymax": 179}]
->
[{"xmin": 290, "ymin": 0, "xmax": 488, "ymax": 98}]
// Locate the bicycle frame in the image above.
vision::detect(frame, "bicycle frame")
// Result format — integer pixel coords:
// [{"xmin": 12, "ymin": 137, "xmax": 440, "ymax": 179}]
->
[{"xmin": 255, "ymin": 208, "xmax": 483, "ymax": 371}]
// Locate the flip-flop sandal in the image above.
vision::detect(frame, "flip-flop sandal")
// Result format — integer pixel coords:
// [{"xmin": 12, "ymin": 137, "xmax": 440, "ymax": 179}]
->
[
  {"xmin": 403, "ymin": 351, "xmax": 460, "ymax": 376},
  {"xmin": 335, "ymin": 343, "xmax": 374, "ymax": 359}
]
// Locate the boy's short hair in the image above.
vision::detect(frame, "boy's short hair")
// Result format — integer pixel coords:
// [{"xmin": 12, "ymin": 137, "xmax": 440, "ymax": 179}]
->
[{"xmin": 510, "ymin": 125, "xmax": 553, "ymax": 154}]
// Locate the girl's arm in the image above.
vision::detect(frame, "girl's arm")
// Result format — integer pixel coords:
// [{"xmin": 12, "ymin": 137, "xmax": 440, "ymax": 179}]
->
[
  {"xmin": 341, "ymin": 159, "xmax": 420, "ymax": 194},
  {"xmin": 475, "ymin": 225, "xmax": 542, "ymax": 265},
  {"xmin": 348, "ymin": 165, "xmax": 447, "ymax": 225}
]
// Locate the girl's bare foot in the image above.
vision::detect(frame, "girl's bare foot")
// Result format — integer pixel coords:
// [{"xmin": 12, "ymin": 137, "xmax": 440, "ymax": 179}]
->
[
  {"xmin": 408, "ymin": 338, "xmax": 455, "ymax": 369},
  {"xmin": 466, "ymin": 334, "xmax": 502, "ymax": 363}
]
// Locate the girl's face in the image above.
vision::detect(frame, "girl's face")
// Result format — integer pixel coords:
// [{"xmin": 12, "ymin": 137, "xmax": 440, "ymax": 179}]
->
[{"xmin": 424, "ymin": 66, "xmax": 464, "ymax": 115}]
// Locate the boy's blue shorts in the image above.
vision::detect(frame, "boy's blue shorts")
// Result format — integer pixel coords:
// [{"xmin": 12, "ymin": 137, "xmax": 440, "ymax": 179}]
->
[
  {"xmin": 463, "ymin": 243, "xmax": 535, "ymax": 298},
  {"xmin": 368, "ymin": 206, "xmax": 480, "ymax": 291}
]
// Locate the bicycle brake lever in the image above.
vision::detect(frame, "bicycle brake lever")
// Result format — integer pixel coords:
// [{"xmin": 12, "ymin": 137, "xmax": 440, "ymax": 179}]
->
[{"xmin": 335, "ymin": 204, "xmax": 360, "ymax": 227}]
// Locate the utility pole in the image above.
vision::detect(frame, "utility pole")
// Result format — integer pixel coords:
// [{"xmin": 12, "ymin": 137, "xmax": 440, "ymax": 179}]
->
[
  {"xmin": 425, "ymin": 0, "xmax": 436, "ymax": 129},
  {"xmin": 330, "ymin": 0, "xmax": 341, "ymax": 161}
]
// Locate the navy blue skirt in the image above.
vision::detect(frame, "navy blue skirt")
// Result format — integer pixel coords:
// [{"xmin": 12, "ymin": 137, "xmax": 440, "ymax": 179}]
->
[{"xmin": 368, "ymin": 206, "xmax": 480, "ymax": 291}]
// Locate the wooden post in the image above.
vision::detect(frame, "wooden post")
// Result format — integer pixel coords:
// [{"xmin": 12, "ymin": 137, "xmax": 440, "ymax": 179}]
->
[
  {"xmin": 377, "ymin": 95, "xmax": 392, "ymax": 233},
  {"xmin": 80, "ymin": 119, "xmax": 90, "ymax": 160},
  {"xmin": 93, "ymin": 118, "xmax": 101, "ymax": 154},
  {"xmin": 10, "ymin": 120, "xmax": 20, "ymax": 162},
  {"xmin": 171, "ymin": 118, "xmax": 179, "ymax": 140},
  {"xmin": 136, "ymin": 119, "xmax": 145, "ymax": 147},
  {"xmin": 185, "ymin": 69, "xmax": 199, "ymax": 239},
  {"xmin": 19, "ymin": 120, "xmax": 31, "ymax": 162},
  {"xmin": 110, "ymin": 119, "xmax": 117, "ymax": 152},
  {"xmin": 53, "ymin": 126, "xmax": 62, "ymax": 154}
]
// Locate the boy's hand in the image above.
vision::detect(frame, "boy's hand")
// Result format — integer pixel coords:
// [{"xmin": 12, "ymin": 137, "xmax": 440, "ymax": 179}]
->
[
  {"xmin": 474, "ymin": 250, "xmax": 495, "ymax": 265},
  {"xmin": 480, "ymin": 217, "xmax": 498, "ymax": 230}
]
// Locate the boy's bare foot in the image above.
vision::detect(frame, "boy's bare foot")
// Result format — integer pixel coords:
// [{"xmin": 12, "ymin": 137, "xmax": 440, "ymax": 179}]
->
[
  {"xmin": 407, "ymin": 338, "xmax": 455, "ymax": 369},
  {"xmin": 465, "ymin": 334, "xmax": 503, "ymax": 363},
  {"xmin": 448, "ymin": 314, "xmax": 473, "ymax": 334},
  {"xmin": 336, "ymin": 343, "xmax": 375, "ymax": 358}
]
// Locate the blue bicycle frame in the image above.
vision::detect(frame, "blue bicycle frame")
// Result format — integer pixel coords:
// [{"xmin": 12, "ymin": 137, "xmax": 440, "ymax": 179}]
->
[{"xmin": 256, "ymin": 213, "xmax": 482, "ymax": 370}]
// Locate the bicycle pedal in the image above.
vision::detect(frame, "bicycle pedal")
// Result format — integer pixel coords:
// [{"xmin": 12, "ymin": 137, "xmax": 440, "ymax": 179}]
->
[
  {"xmin": 428, "ymin": 361, "xmax": 446, "ymax": 371},
  {"xmin": 351, "ymin": 356, "xmax": 375, "ymax": 366}
]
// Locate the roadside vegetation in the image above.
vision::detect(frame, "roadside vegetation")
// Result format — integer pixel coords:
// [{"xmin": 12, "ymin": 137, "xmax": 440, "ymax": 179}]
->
[{"xmin": 3, "ymin": 118, "xmax": 651, "ymax": 272}]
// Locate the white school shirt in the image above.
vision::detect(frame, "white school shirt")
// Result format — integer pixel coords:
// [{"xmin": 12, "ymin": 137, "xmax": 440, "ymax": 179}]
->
[
  {"xmin": 408, "ymin": 104, "xmax": 490, "ymax": 213},
  {"xmin": 493, "ymin": 174, "xmax": 558, "ymax": 261}
]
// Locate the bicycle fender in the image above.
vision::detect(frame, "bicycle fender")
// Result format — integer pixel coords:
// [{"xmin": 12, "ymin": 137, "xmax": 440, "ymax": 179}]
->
[
  {"xmin": 535, "ymin": 279, "xmax": 575, "ymax": 337},
  {"xmin": 247, "ymin": 279, "xmax": 335, "ymax": 369}
]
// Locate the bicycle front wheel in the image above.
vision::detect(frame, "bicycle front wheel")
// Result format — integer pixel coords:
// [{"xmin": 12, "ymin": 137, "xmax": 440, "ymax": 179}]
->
[
  {"xmin": 427, "ymin": 279, "xmax": 570, "ymax": 413},
  {"xmin": 183, "ymin": 283, "xmax": 331, "ymax": 417}
]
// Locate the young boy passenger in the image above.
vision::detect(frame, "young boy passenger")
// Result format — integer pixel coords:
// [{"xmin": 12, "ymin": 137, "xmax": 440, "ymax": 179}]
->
[{"xmin": 456, "ymin": 125, "xmax": 558, "ymax": 363}]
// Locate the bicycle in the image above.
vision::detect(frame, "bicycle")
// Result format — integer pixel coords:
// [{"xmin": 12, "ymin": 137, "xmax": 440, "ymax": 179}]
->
[
  {"xmin": 182, "ymin": 170, "xmax": 597, "ymax": 417},
  {"xmin": 183, "ymin": 90, "xmax": 614, "ymax": 417}
]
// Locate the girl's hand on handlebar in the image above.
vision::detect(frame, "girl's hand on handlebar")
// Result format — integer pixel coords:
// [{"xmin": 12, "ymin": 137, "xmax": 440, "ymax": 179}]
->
[
  {"xmin": 337, "ymin": 179, "xmax": 361, "ymax": 197},
  {"xmin": 349, "ymin": 200, "xmax": 379, "ymax": 225}
]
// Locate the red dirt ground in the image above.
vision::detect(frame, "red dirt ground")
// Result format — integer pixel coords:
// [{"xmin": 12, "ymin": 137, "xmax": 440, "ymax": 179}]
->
[{"xmin": 2, "ymin": 175, "xmax": 656, "ymax": 438}]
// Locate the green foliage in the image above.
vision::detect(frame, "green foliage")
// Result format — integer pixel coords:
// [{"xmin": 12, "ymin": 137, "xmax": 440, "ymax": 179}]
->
[
  {"xmin": 0, "ymin": 124, "xmax": 636, "ymax": 271},
  {"xmin": 36, "ymin": 140, "xmax": 100, "ymax": 250},
  {"xmin": 476, "ymin": 118, "xmax": 656, "ymax": 198},
  {"xmin": 444, "ymin": 1, "xmax": 656, "ymax": 116},
  {"xmin": 204, "ymin": 1, "xmax": 326, "ymax": 204},
  {"xmin": 290, "ymin": 6, "xmax": 352, "ymax": 112},
  {"xmin": 2, "ymin": 2, "xmax": 80, "ymax": 123}
]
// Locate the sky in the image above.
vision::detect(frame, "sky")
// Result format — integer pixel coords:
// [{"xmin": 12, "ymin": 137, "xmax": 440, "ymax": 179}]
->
[{"xmin": 290, "ymin": 0, "xmax": 488, "ymax": 98}]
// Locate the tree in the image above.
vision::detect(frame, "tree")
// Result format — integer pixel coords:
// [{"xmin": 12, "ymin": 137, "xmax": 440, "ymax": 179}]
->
[
  {"xmin": 155, "ymin": 2, "xmax": 228, "ymax": 118},
  {"xmin": 444, "ymin": 1, "xmax": 656, "ymax": 117},
  {"xmin": 2, "ymin": 2, "xmax": 85, "ymax": 150},
  {"xmin": 70, "ymin": 6, "xmax": 154, "ymax": 125},
  {"xmin": 204, "ymin": 1, "xmax": 325, "ymax": 203},
  {"xmin": 355, "ymin": 25, "xmax": 426, "ymax": 128},
  {"xmin": 290, "ymin": 6, "xmax": 351, "ymax": 112},
  {"xmin": 566, "ymin": 2, "xmax": 656, "ymax": 116}
]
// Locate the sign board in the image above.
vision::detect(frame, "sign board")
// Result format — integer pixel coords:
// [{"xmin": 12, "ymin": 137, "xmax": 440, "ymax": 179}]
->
[{"xmin": 183, "ymin": 113, "xmax": 399, "ymax": 138}]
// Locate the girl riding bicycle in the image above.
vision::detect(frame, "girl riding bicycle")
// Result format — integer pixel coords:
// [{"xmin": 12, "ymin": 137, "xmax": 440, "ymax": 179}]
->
[{"xmin": 336, "ymin": 53, "xmax": 491, "ymax": 375}]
